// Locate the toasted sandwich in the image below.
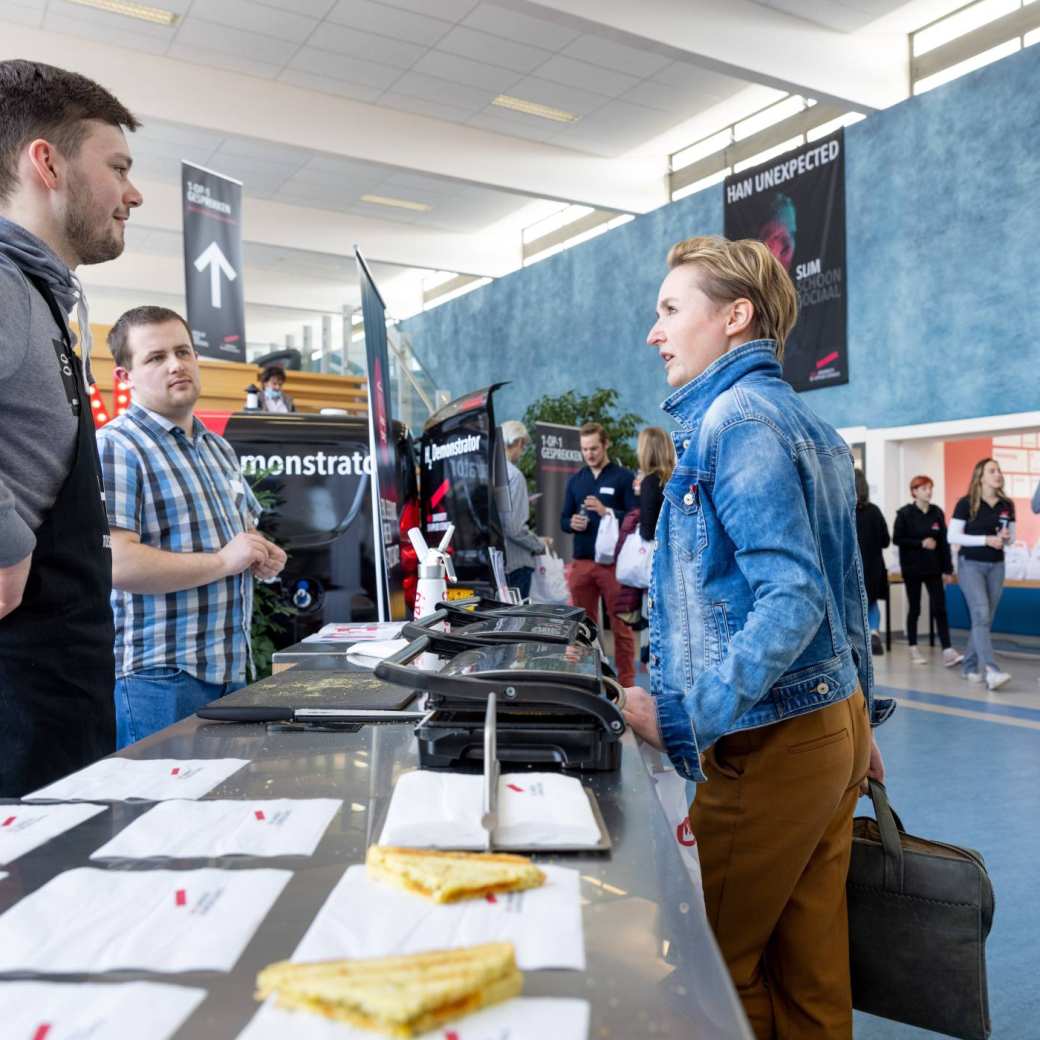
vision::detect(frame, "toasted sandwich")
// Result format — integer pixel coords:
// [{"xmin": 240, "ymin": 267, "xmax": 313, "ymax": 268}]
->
[
  {"xmin": 366, "ymin": 845, "xmax": 546, "ymax": 903},
  {"xmin": 256, "ymin": 941, "xmax": 521, "ymax": 1037}
]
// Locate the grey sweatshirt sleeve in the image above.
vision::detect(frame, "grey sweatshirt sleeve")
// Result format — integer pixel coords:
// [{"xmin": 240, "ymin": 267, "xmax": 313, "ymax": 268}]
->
[
  {"xmin": 504, "ymin": 465, "xmax": 544, "ymax": 554},
  {"xmin": 0, "ymin": 264, "xmax": 36, "ymax": 566}
]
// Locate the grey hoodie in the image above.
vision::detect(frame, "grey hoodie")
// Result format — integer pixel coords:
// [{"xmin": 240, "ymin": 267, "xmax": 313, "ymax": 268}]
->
[{"xmin": 0, "ymin": 216, "xmax": 90, "ymax": 566}]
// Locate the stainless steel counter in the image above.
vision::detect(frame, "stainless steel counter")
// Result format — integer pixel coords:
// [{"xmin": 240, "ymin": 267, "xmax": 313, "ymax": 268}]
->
[{"xmin": 0, "ymin": 665, "xmax": 752, "ymax": 1039}]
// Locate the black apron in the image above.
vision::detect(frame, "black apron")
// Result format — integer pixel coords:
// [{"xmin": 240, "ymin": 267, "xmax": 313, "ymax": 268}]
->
[{"xmin": 0, "ymin": 275, "xmax": 115, "ymax": 797}]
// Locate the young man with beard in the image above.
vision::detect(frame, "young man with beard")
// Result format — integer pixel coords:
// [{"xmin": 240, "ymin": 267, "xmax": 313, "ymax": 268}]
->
[
  {"xmin": 98, "ymin": 308, "xmax": 287, "ymax": 747},
  {"xmin": 0, "ymin": 60, "xmax": 142, "ymax": 796}
]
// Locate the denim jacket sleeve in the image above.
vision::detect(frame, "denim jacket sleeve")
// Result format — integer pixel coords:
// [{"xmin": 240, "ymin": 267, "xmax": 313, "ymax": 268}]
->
[{"xmin": 682, "ymin": 418, "xmax": 829, "ymax": 754}]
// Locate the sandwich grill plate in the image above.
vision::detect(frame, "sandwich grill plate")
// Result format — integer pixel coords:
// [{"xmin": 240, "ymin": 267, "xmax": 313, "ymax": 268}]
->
[
  {"xmin": 375, "ymin": 637, "xmax": 625, "ymax": 772},
  {"xmin": 435, "ymin": 597, "xmax": 598, "ymax": 644}
]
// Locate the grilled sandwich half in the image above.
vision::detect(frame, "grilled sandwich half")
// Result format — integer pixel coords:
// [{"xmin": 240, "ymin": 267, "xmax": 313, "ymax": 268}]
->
[
  {"xmin": 366, "ymin": 845, "xmax": 546, "ymax": 903},
  {"xmin": 256, "ymin": 941, "xmax": 521, "ymax": 1037}
]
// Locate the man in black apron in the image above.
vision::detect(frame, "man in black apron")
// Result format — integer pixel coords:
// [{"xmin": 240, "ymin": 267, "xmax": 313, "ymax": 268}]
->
[{"xmin": 0, "ymin": 61, "xmax": 142, "ymax": 797}]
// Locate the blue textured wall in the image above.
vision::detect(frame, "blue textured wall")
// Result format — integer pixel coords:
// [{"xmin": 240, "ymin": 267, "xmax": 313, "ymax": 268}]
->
[{"xmin": 401, "ymin": 44, "xmax": 1040, "ymax": 433}]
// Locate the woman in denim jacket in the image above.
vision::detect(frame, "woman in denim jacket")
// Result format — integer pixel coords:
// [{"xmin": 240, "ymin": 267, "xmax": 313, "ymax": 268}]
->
[{"xmin": 622, "ymin": 236, "xmax": 889, "ymax": 1040}]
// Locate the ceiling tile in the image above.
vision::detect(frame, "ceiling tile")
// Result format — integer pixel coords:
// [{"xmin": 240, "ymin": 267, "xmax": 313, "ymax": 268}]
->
[
  {"xmin": 462, "ymin": 3, "xmax": 580, "ymax": 52},
  {"xmin": 380, "ymin": 0, "xmax": 478, "ymax": 22},
  {"xmin": 279, "ymin": 68, "xmax": 386, "ymax": 102},
  {"xmin": 304, "ymin": 21, "xmax": 426, "ymax": 68},
  {"xmin": 132, "ymin": 119, "xmax": 226, "ymax": 154},
  {"xmin": 124, "ymin": 155, "xmax": 181, "ymax": 184},
  {"xmin": 651, "ymin": 60, "xmax": 748, "ymax": 97},
  {"xmin": 561, "ymin": 34, "xmax": 672, "ymax": 78},
  {"xmin": 41, "ymin": 9, "xmax": 172, "ymax": 52},
  {"xmin": 256, "ymin": 0, "xmax": 336, "ymax": 18},
  {"xmin": 210, "ymin": 136, "xmax": 309, "ymax": 171},
  {"xmin": 326, "ymin": 0, "xmax": 452, "ymax": 46},
  {"xmin": 434, "ymin": 25, "xmax": 552, "ymax": 74},
  {"xmin": 48, "ymin": 0, "xmax": 186, "ymax": 36},
  {"xmin": 173, "ymin": 17, "xmax": 299, "ymax": 65},
  {"xmin": 378, "ymin": 92, "xmax": 483, "ymax": 124},
  {"xmin": 532, "ymin": 54, "xmax": 640, "ymax": 98},
  {"xmin": 623, "ymin": 80, "xmax": 691, "ymax": 112},
  {"xmin": 1, "ymin": 2, "xmax": 45, "ymax": 29},
  {"xmin": 386, "ymin": 70, "xmax": 493, "ymax": 110},
  {"xmin": 287, "ymin": 47, "xmax": 402, "ymax": 89},
  {"xmin": 503, "ymin": 76, "xmax": 610, "ymax": 117},
  {"xmin": 166, "ymin": 41, "xmax": 284, "ymax": 79},
  {"xmin": 550, "ymin": 98, "xmax": 680, "ymax": 155},
  {"xmin": 466, "ymin": 110, "xmax": 560, "ymax": 144},
  {"xmin": 185, "ymin": 0, "xmax": 318, "ymax": 44},
  {"xmin": 411, "ymin": 50, "xmax": 523, "ymax": 92}
]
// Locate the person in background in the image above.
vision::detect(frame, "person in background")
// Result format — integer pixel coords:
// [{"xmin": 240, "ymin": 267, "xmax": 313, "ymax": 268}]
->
[
  {"xmin": 257, "ymin": 364, "xmax": 295, "ymax": 413},
  {"xmin": 892, "ymin": 476, "xmax": 961, "ymax": 667},
  {"xmin": 560, "ymin": 422, "xmax": 638, "ymax": 686},
  {"xmin": 854, "ymin": 469, "xmax": 890, "ymax": 656},
  {"xmin": 949, "ymin": 458, "xmax": 1014, "ymax": 691},
  {"xmin": 0, "ymin": 60, "xmax": 142, "ymax": 796},
  {"xmin": 624, "ymin": 235, "xmax": 887, "ymax": 1039},
  {"xmin": 614, "ymin": 427, "xmax": 675, "ymax": 631},
  {"xmin": 500, "ymin": 421, "xmax": 545, "ymax": 601},
  {"xmin": 98, "ymin": 306, "xmax": 287, "ymax": 747}
]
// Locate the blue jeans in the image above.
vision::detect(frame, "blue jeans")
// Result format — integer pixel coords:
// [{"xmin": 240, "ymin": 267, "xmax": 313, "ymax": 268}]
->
[
  {"xmin": 507, "ymin": 566, "xmax": 534, "ymax": 601},
  {"xmin": 867, "ymin": 601, "xmax": 881, "ymax": 632},
  {"xmin": 115, "ymin": 667, "xmax": 246, "ymax": 749},
  {"xmin": 957, "ymin": 558, "xmax": 1005, "ymax": 674}
]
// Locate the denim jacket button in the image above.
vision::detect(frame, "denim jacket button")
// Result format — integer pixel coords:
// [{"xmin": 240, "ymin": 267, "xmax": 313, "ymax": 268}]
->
[
  {"xmin": 682, "ymin": 439, "xmax": 690, "ymax": 450},
  {"xmin": 816, "ymin": 681, "xmax": 829, "ymax": 695},
  {"xmin": 683, "ymin": 493, "xmax": 695, "ymax": 506}
]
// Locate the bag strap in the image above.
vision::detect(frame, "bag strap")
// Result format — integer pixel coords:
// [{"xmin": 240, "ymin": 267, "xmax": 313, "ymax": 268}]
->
[{"xmin": 867, "ymin": 779, "xmax": 905, "ymax": 892}]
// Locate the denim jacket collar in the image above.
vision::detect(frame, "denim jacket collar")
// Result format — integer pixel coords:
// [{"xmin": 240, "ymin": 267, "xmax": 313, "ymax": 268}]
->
[{"xmin": 661, "ymin": 339, "xmax": 781, "ymax": 430}]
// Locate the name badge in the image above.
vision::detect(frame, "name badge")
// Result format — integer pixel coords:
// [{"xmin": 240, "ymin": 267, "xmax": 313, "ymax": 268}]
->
[{"xmin": 599, "ymin": 486, "xmax": 615, "ymax": 495}]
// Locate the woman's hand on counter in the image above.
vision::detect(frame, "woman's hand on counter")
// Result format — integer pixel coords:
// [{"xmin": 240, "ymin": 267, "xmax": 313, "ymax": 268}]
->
[{"xmin": 621, "ymin": 685, "xmax": 664, "ymax": 750}]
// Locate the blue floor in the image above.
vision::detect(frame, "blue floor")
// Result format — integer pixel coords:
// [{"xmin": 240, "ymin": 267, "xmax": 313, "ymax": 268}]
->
[{"xmin": 852, "ymin": 697, "xmax": 1040, "ymax": 1039}]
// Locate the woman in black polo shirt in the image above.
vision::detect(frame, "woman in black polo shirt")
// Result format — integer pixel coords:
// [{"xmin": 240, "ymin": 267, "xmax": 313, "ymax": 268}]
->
[{"xmin": 949, "ymin": 457, "xmax": 1015, "ymax": 691}]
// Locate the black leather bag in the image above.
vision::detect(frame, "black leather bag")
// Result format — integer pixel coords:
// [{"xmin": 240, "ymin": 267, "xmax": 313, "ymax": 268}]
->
[{"xmin": 848, "ymin": 780, "xmax": 994, "ymax": 1039}]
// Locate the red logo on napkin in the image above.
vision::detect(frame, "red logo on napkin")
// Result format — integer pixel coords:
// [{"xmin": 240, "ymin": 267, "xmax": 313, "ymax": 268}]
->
[
  {"xmin": 676, "ymin": 819, "xmax": 697, "ymax": 848},
  {"xmin": 506, "ymin": 783, "xmax": 524, "ymax": 793},
  {"xmin": 2, "ymin": 816, "xmax": 15, "ymax": 827},
  {"xmin": 175, "ymin": 889, "xmax": 187, "ymax": 907},
  {"xmin": 170, "ymin": 768, "xmax": 181, "ymax": 776},
  {"xmin": 32, "ymin": 1026, "xmax": 51, "ymax": 1040},
  {"xmin": 254, "ymin": 810, "xmax": 266, "ymax": 821},
  {"xmin": 485, "ymin": 893, "xmax": 497, "ymax": 904},
  {"xmin": 444, "ymin": 1032, "xmax": 460, "ymax": 1040}
]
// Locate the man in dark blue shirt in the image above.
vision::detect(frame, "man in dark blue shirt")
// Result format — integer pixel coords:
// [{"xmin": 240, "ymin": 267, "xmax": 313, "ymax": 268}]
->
[{"xmin": 560, "ymin": 422, "xmax": 637, "ymax": 685}]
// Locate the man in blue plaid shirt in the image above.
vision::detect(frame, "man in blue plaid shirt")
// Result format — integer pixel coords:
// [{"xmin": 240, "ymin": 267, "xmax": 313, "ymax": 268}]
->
[{"xmin": 97, "ymin": 306, "xmax": 286, "ymax": 747}]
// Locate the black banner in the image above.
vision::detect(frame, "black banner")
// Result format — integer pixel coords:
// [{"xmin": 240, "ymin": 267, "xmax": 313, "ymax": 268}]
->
[
  {"xmin": 182, "ymin": 162, "xmax": 246, "ymax": 361},
  {"xmin": 723, "ymin": 129, "xmax": 847, "ymax": 392},
  {"xmin": 356, "ymin": 248, "xmax": 405, "ymax": 621},
  {"xmin": 420, "ymin": 386, "xmax": 504, "ymax": 585},
  {"xmin": 533, "ymin": 421, "xmax": 581, "ymax": 564}
]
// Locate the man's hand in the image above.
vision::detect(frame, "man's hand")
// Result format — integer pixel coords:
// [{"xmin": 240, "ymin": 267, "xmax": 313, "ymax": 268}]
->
[
  {"xmin": 252, "ymin": 537, "xmax": 287, "ymax": 580},
  {"xmin": 218, "ymin": 532, "xmax": 271, "ymax": 577},
  {"xmin": 0, "ymin": 552, "xmax": 32, "ymax": 620},
  {"xmin": 943, "ymin": 573, "xmax": 955, "ymax": 585},
  {"xmin": 921, "ymin": 537, "xmax": 937, "ymax": 550},
  {"xmin": 621, "ymin": 685, "xmax": 664, "ymax": 750},
  {"xmin": 859, "ymin": 733, "xmax": 886, "ymax": 795},
  {"xmin": 583, "ymin": 495, "xmax": 607, "ymax": 517},
  {"xmin": 985, "ymin": 535, "xmax": 1004, "ymax": 550},
  {"xmin": 570, "ymin": 513, "xmax": 589, "ymax": 532}
]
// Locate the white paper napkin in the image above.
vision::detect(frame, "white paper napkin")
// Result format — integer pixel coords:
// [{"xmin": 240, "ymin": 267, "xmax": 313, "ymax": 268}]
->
[
  {"xmin": 293, "ymin": 864, "xmax": 584, "ymax": 971},
  {"xmin": 0, "ymin": 867, "xmax": 291, "ymax": 973},
  {"xmin": 0, "ymin": 981, "xmax": 206, "ymax": 1040},
  {"xmin": 24, "ymin": 758, "xmax": 249, "ymax": 802},
  {"xmin": 0, "ymin": 804, "xmax": 106, "ymax": 865},
  {"xmin": 238, "ymin": 997, "xmax": 590, "ymax": 1040},
  {"xmin": 90, "ymin": 799, "xmax": 341, "ymax": 860},
  {"xmin": 379, "ymin": 771, "xmax": 602, "ymax": 849},
  {"xmin": 345, "ymin": 639, "xmax": 410, "ymax": 666},
  {"xmin": 304, "ymin": 622, "xmax": 406, "ymax": 643}
]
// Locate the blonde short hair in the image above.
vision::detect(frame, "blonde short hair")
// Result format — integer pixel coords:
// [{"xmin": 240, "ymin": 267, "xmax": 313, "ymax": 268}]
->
[{"xmin": 666, "ymin": 235, "xmax": 798, "ymax": 358}]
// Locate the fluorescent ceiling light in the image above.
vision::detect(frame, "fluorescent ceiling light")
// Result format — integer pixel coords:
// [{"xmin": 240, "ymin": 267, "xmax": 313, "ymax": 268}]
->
[
  {"xmin": 492, "ymin": 95, "xmax": 578, "ymax": 123},
  {"xmin": 360, "ymin": 194, "xmax": 432, "ymax": 213},
  {"xmin": 914, "ymin": 38, "xmax": 1021, "ymax": 93},
  {"xmin": 67, "ymin": 0, "xmax": 178, "ymax": 25}
]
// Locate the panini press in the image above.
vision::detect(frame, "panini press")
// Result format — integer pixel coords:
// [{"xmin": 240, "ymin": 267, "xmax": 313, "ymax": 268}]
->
[
  {"xmin": 375, "ymin": 636, "xmax": 625, "ymax": 772},
  {"xmin": 438, "ymin": 596, "xmax": 598, "ymax": 644}
]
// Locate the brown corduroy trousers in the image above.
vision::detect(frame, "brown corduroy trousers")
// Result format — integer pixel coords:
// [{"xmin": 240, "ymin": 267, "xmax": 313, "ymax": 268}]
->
[{"xmin": 690, "ymin": 689, "xmax": 870, "ymax": 1040}]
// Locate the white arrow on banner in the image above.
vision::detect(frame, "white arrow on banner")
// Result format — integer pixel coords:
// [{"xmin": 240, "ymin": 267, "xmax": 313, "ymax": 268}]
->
[{"xmin": 193, "ymin": 241, "xmax": 237, "ymax": 309}]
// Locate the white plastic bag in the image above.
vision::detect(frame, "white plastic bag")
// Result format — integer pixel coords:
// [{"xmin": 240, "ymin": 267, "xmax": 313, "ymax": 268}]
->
[
  {"xmin": 1005, "ymin": 540, "xmax": 1029, "ymax": 580},
  {"xmin": 530, "ymin": 549, "xmax": 570, "ymax": 604},
  {"xmin": 594, "ymin": 510, "xmax": 619, "ymax": 564},
  {"xmin": 616, "ymin": 533, "xmax": 654, "ymax": 589}
]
